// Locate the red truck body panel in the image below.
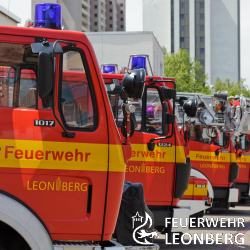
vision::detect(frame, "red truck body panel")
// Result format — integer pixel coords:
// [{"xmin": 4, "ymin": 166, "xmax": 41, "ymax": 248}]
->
[{"xmin": 0, "ymin": 26, "xmax": 127, "ymax": 241}]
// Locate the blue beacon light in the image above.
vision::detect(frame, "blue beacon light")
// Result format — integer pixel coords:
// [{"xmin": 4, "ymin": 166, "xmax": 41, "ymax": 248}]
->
[
  {"xmin": 34, "ymin": 3, "xmax": 62, "ymax": 30},
  {"xmin": 103, "ymin": 65, "xmax": 116, "ymax": 73},
  {"xmin": 131, "ymin": 56, "xmax": 146, "ymax": 70}
]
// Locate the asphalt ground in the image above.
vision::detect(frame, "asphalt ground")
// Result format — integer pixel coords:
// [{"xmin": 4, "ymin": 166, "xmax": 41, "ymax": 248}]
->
[{"xmin": 155, "ymin": 204, "xmax": 250, "ymax": 250}]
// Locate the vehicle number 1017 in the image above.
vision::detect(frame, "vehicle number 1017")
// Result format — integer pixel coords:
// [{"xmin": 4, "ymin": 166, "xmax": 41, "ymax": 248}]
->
[{"xmin": 34, "ymin": 120, "xmax": 55, "ymax": 127}]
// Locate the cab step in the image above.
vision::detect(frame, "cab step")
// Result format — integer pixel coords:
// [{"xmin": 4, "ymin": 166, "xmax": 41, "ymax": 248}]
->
[
  {"xmin": 53, "ymin": 241, "xmax": 159, "ymax": 250},
  {"xmin": 53, "ymin": 241, "xmax": 101, "ymax": 250}
]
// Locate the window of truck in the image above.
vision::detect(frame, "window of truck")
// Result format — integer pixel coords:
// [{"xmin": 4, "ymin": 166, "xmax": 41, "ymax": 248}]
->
[
  {"xmin": 214, "ymin": 130, "xmax": 224, "ymax": 147},
  {"xmin": 59, "ymin": 49, "xmax": 96, "ymax": 130},
  {"xmin": 0, "ymin": 43, "xmax": 37, "ymax": 109},
  {"xmin": 108, "ymin": 86, "xmax": 163, "ymax": 134},
  {"xmin": 109, "ymin": 94, "xmax": 142, "ymax": 129},
  {"xmin": 231, "ymin": 135, "xmax": 246, "ymax": 150},
  {"xmin": 190, "ymin": 126, "xmax": 212, "ymax": 144},
  {"xmin": 145, "ymin": 88, "xmax": 163, "ymax": 134}
]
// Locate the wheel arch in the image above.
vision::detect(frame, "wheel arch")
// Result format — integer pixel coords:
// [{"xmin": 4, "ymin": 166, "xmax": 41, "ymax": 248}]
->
[
  {"xmin": 190, "ymin": 168, "xmax": 214, "ymax": 199},
  {"xmin": 0, "ymin": 192, "xmax": 53, "ymax": 250}
]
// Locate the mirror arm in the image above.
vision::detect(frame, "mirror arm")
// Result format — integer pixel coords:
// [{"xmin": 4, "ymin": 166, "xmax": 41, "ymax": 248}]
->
[{"xmin": 52, "ymin": 40, "xmax": 77, "ymax": 61}]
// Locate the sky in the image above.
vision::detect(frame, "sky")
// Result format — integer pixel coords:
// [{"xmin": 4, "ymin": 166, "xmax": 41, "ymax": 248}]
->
[{"xmin": 1, "ymin": 0, "xmax": 250, "ymax": 87}]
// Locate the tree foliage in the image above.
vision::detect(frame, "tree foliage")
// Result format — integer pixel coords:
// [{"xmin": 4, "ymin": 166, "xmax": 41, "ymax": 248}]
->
[
  {"xmin": 214, "ymin": 78, "xmax": 250, "ymax": 97},
  {"xmin": 164, "ymin": 49, "xmax": 210, "ymax": 94}
]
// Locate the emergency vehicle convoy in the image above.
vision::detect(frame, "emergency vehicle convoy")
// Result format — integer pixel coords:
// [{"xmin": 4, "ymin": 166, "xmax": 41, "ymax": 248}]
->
[
  {"xmin": 0, "ymin": 3, "xmax": 148, "ymax": 250},
  {"xmin": 102, "ymin": 55, "xmax": 210, "ymax": 234},
  {"xmin": 175, "ymin": 91, "xmax": 250, "ymax": 209}
]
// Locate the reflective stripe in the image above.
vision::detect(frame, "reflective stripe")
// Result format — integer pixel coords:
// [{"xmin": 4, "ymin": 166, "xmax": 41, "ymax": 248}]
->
[
  {"xmin": 129, "ymin": 144, "xmax": 186, "ymax": 163},
  {"xmin": 0, "ymin": 139, "xmax": 125, "ymax": 172},
  {"xmin": 189, "ymin": 151, "xmax": 231, "ymax": 162}
]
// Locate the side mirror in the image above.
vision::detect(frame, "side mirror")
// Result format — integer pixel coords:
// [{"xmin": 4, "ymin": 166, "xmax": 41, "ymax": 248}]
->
[
  {"xmin": 38, "ymin": 52, "xmax": 53, "ymax": 99},
  {"xmin": 122, "ymin": 68, "xmax": 145, "ymax": 100},
  {"xmin": 162, "ymin": 102, "xmax": 175, "ymax": 136},
  {"xmin": 162, "ymin": 102, "xmax": 168, "ymax": 135},
  {"xmin": 223, "ymin": 133, "xmax": 230, "ymax": 147}
]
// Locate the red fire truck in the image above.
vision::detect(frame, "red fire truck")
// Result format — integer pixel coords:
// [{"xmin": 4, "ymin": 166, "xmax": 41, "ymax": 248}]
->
[
  {"xmin": 0, "ymin": 3, "xmax": 146, "ymax": 250},
  {"xmin": 176, "ymin": 92, "xmax": 240, "ymax": 210},
  {"xmin": 232, "ymin": 134, "xmax": 250, "ymax": 203},
  {"xmin": 229, "ymin": 96, "xmax": 250, "ymax": 203},
  {"xmin": 102, "ymin": 55, "xmax": 210, "ymax": 234}
]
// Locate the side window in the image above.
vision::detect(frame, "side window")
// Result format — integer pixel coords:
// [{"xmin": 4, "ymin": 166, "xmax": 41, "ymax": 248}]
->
[
  {"xmin": 231, "ymin": 135, "xmax": 246, "ymax": 150},
  {"xmin": 0, "ymin": 43, "xmax": 37, "ymax": 109},
  {"xmin": 190, "ymin": 126, "xmax": 212, "ymax": 144},
  {"xmin": 145, "ymin": 88, "xmax": 162, "ymax": 134},
  {"xmin": 239, "ymin": 136, "xmax": 246, "ymax": 150},
  {"xmin": 214, "ymin": 130, "xmax": 224, "ymax": 147},
  {"xmin": 0, "ymin": 67, "xmax": 14, "ymax": 107},
  {"xmin": 231, "ymin": 135, "xmax": 236, "ymax": 148},
  {"xmin": 201, "ymin": 127, "xmax": 212, "ymax": 144},
  {"xmin": 18, "ymin": 69, "xmax": 37, "ymax": 108},
  {"xmin": 190, "ymin": 126, "xmax": 202, "ymax": 142},
  {"xmin": 60, "ymin": 50, "xmax": 95, "ymax": 129},
  {"xmin": 109, "ymin": 94, "xmax": 142, "ymax": 130},
  {"xmin": 109, "ymin": 94, "xmax": 123, "ymax": 127}
]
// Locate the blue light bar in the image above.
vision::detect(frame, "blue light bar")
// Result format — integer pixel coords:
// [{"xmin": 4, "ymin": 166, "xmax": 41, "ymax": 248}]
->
[
  {"xmin": 34, "ymin": 3, "xmax": 62, "ymax": 30},
  {"xmin": 103, "ymin": 65, "xmax": 116, "ymax": 73},
  {"xmin": 131, "ymin": 56, "xmax": 146, "ymax": 70}
]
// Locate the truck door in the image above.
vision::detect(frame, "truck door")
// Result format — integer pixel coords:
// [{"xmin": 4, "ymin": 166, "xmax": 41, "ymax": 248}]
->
[
  {"xmin": 110, "ymin": 86, "xmax": 177, "ymax": 206},
  {"xmin": 0, "ymin": 38, "xmax": 109, "ymax": 240},
  {"xmin": 189, "ymin": 127, "xmax": 231, "ymax": 188},
  {"xmin": 233, "ymin": 135, "xmax": 249, "ymax": 184}
]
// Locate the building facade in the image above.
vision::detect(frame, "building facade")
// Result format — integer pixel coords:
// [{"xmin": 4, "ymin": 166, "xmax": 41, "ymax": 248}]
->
[
  {"xmin": 143, "ymin": 0, "xmax": 240, "ymax": 85},
  {"xmin": 31, "ymin": 0, "xmax": 125, "ymax": 32},
  {"xmin": 0, "ymin": 5, "xmax": 21, "ymax": 26},
  {"xmin": 85, "ymin": 31, "xmax": 164, "ymax": 76}
]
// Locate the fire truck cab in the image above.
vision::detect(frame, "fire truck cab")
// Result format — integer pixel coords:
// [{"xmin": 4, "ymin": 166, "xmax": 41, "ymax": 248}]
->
[
  {"xmin": 232, "ymin": 134, "xmax": 250, "ymax": 203},
  {"xmin": 229, "ymin": 96, "xmax": 250, "ymax": 203},
  {"xmin": 176, "ymin": 92, "xmax": 241, "ymax": 209},
  {"xmin": 103, "ymin": 55, "xmax": 210, "ymax": 233},
  {"xmin": 0, "ymin": 4, "xmax": 145, "ymax": 249}
]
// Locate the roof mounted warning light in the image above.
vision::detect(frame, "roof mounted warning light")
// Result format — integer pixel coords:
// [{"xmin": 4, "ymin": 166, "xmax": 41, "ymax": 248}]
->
[
  {"xmin": 34, "ymin": 3, "xmax": 62, "ymax": 30},
  {"xmin": 127, "ymin": 54, "xmax": 154, "ymax": 76},
  {"xmin": 101, "ymin": 64, "xmax": 118, "ymax": 74}
]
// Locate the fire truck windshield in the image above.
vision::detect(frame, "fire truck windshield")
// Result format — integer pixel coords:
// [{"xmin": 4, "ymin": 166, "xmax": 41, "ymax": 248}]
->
[{"xmin": 0, "ymin": 43, "xmax": 37, "ymax": 108}]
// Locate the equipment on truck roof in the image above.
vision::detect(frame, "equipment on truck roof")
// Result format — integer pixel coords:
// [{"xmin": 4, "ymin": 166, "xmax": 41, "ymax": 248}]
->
[{"xmin": 176, "ymin": 91, "xmax": 250, "ymax": 138}]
